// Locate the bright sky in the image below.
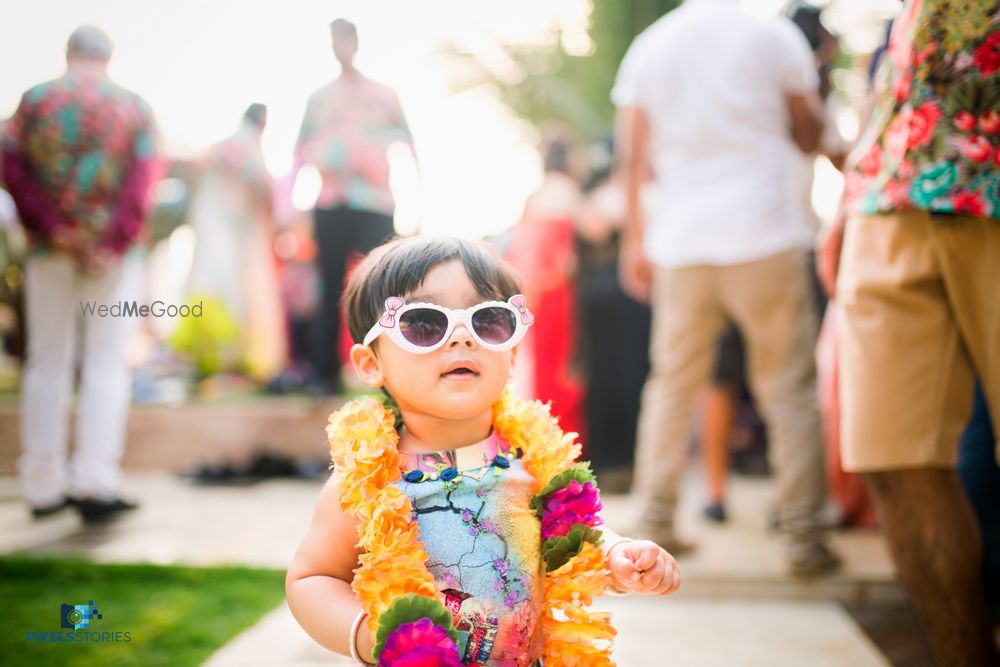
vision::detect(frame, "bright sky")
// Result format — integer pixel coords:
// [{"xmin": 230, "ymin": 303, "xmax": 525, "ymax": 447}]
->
[
  {"xmin": 1, "ymin": 0, "xmax": 600, "ymax": 238},
  {"xmin": 0, "ymin": 0, "xmax": 897, "ymax": 238}
]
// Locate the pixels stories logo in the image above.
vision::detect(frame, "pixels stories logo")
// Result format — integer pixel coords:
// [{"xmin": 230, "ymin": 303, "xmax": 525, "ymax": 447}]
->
[
  {"xmin": 25, "ymin": 600, "xmax": 132, "ymax": 644},
  {"xmin": 61, "ymin": 601, "xmax": 101, "ymax": 629}
]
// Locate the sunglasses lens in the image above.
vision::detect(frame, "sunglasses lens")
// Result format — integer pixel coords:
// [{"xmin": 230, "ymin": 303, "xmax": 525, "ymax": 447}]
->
[
  {"xmin": 399, "ymin": 308, "xmax": 449, "ymax": 347},
  {"xmin": 471, "ymin": 307, "xmax": 517, "ymax": 345}
]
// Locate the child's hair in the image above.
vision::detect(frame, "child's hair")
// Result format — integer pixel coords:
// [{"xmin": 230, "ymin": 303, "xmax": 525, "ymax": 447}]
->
[{"xmin": 343, "ymin": 236, "xmax": 522, "ymax": 346}]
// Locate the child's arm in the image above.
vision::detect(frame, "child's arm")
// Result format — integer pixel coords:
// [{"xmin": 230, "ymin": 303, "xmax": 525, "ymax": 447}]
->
[
  {"xmin": 600, "ymin": 526, "xmax": 681, "ymax": 597},
  {"xmin": 286, "ymin": 476, "xmax": 376, "ymax": 663}
]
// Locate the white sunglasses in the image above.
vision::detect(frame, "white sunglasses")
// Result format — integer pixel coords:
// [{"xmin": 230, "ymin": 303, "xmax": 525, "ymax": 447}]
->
[{"xmin": 362, "ymin": 295, "xmax": 534, "ymax": 354}]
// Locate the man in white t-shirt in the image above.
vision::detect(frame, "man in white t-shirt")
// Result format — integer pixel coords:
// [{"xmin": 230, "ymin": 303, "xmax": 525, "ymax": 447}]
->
[{"xmin": 613, "ymin": 0, "xmax": 839, "ymax": 576}]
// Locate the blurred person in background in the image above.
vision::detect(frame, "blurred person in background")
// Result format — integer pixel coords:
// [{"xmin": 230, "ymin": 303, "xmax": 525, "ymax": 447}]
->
[
  {"xmin": 0, "ymin": 131, "xmax": 28, "ymax": 372},
  {"xmin": 815, "ymin": 8, "xmax": 890, "ymax": 533},
  {"xmin": 821, "ymin": 0, "xmax": 1000, "ymax": 662},
  {"xmin": 268, "ymin": 220, "xmax": 321, "ymax": 393},
  {"xmin": 288, "ymin": 18, "xmax": 416, "ymax": 396},
  {"xmin": 698, "ymin": 323, "xmax": 748, "ymax": 524},
  {"xmin": 699, "ymin": 0, "xmax": 852, "ymax": 525},
  {"xmin": 506, "ymin": 131, "xmax": 585, "ymax": 439},
  {"xmin": 613, "ymin": 0, "xmax": 838, "ymax": 576},
  {"xmin": 958, "ymin": 383, "xmax": 1000, "ymax": 629},
  {"xmin": 176, "ymin": 104, "xmax": 286, "ymax": 384},
  {"xmin": 1, "ymin": 25, "xmax": 157, "ymax": 521},
  {"xmin": 0, "ymin": 176, "xmax": 26, "ymax": 387},
  {"xmin": 573, "ymin": 145, "xmax": 651, "ymax": 492}
]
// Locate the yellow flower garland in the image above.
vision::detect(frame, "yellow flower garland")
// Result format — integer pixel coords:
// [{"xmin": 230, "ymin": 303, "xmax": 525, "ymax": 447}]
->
[{"xmin": 327, "ymin": 385, "xmax": 616, "ymax": 665}]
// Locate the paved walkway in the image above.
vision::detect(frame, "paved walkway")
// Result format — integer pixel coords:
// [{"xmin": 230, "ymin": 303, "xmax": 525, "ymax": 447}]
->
[{"xmin": 0, "ymin": 471, "xmax": 899, "ymax": 665}]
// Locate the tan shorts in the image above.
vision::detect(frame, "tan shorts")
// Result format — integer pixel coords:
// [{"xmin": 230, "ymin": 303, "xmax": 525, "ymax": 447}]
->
[{"xmin": 838, "ymin": 209, "xmax": 1000, "ymax": 472}]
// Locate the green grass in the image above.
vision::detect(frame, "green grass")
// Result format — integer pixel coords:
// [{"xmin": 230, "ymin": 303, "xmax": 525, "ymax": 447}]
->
[{"xmin": 0, "ymin": 556, "xmax": 287, "ymax": 667}]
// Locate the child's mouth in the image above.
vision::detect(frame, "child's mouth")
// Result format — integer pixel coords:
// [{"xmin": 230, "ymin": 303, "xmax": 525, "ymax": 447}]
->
[
  {"xmin": 441, "ymin": 361, "xmax": 479, "ymax": 378},
  {"xmin": 443, "ymin": 367, "xmax": 477, "ymax": 377}
]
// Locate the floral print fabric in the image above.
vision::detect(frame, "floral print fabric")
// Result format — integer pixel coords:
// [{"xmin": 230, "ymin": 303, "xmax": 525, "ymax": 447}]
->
[
  {"xmin": 295, "ymin": 76, "xmax": 411, "ymax": 215},
  {"xmin": 847, "ymin": 0, "xmax": 1000, "ymax": 219},
  {"xmin": 398, "ymin": 432, "xmax": 544, "ymax": 666},
  {"xmin": 2, "ymin": 71, "xmax": 156, "ymax": 251}
]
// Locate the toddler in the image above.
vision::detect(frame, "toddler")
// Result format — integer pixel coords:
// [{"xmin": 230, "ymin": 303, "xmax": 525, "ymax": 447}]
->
[{"xmin": 286, "ymin": 236, "xmax": 679, "ymax": 666}]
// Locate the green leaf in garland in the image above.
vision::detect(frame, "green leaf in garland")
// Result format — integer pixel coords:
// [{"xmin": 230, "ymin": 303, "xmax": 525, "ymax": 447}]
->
[
  {"xmin": 375, "ymin": 391, "xmax": 404, "ymax": 430},
  {"xmin": 530, "ymin": 462, "xmax": 597, "ymax": 514},
  {"xmin": 373, "ymin": 594, "xmax": 459, "ymax": 661},
  {"xmin": 542, "ymin": 523, "xmax": 604, "ymax": 572}
]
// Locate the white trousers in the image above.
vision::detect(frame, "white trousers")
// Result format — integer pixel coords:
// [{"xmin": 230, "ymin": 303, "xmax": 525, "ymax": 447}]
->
[{"xmin": 19, "ymin": 252, "xmax": 143, "ymax": 506}]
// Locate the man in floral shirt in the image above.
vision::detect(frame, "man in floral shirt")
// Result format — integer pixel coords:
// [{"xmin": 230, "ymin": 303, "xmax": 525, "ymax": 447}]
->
[
  {"xmin": 821, "ymin": 2, "xmax": 1000, "ymax": 664},
  {"xmin": 290, "ymin": 18, "xmax": 415, "ymax": 395},
  {"xmin": 1, "ymin": 26, "xmax": 157, "ymax": 521}
]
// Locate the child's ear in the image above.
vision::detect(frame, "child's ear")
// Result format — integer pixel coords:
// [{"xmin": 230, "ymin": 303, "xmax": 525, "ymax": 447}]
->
[{"xmin": 350, "ymin": 343, "xmax": 384, "ymax": 388}]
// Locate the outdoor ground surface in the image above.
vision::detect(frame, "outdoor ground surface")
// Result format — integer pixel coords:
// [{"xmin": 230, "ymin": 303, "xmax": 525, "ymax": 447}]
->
[
  {"xmin": 0, "ymin": 556, "xmax": 285, "ymax": 667},
  {"xmin": 0, "ymin": 470, "xmax": 937, "ymax": 666}
]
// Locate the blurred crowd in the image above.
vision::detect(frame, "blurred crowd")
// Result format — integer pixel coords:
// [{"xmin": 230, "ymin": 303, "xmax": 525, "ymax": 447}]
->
[{"xmin": 0, "ymin": 2, "xmax": 998, "ymax": 664}]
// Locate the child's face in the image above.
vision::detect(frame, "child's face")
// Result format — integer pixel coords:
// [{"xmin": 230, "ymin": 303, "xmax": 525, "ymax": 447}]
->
[{"xmin": 354, "ymin": 259, "xmax": 514, "ymax": 424}]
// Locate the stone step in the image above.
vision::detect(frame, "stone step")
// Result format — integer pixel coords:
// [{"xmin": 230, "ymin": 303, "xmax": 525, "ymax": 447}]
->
[{"xmin": 0, "ymin": 397, "xmax": 345, "ymax": 475}]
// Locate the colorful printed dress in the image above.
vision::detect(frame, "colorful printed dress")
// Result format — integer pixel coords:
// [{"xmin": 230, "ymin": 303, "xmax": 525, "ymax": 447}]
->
[{"xmin": 398, "ymin": 432, "xmax": 545, "ymax": 666}]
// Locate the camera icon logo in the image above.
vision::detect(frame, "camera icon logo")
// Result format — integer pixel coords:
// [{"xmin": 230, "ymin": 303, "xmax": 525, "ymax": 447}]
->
[{"xmin": 60, "ymin": 601, "xmax": 101, "ymax": 630}]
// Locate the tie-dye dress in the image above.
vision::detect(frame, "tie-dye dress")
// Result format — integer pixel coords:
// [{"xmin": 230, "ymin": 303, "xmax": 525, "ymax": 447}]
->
[{"xmin": 398, "ymin": 432, "xmax": 545, "ymax": 666}]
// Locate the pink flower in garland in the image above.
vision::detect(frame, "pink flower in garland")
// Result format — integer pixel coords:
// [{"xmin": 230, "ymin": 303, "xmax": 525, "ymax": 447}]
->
[
  {"xmin": 378, "ymin": 618, "xmax": 462, "ymax": 667},
  {"xmin": 541, "ymin": 480, "xmax": 603, "ymax": 541}
]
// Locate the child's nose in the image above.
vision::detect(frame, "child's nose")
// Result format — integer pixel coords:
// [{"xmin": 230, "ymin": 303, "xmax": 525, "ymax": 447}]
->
[{"xmin": 447, "ymin": 323, "xmax": 476, "ymax": 348}]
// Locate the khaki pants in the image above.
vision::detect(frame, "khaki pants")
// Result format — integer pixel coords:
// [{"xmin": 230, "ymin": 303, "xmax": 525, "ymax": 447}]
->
[
  {"xmin": 633, "ymin": 248, "xmax": 826, "ymax": 537},
  {"xmin": 838, "ymin": 210, "xmax": 1000, "ymax": 471}
]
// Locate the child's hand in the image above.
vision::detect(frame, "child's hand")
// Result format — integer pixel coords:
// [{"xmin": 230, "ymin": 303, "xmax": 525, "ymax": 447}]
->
[{"xmin": 607, "ymin": 539, "xmax": 680, "ymax": 596}]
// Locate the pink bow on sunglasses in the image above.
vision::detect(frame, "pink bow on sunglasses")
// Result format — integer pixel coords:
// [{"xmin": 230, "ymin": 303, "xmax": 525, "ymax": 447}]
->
[
  {"xmin": 378, "ymin": 297, "xmax": 405, "ymax": 327},
  {"xmin": 509, "ymin": 295, "xmax": 534, "ymax": 325}
]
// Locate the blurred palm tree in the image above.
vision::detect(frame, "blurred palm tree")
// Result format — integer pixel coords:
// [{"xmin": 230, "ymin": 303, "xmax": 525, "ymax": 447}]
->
[{"xmin": 446, "ymin": 0, "xmax": 680, "ymax": 141}]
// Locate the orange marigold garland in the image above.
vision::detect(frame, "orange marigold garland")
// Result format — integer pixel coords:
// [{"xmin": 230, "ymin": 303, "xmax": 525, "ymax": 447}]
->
[
  {"xmin": 328, "ymin": 387, "xmax": 616, "ymax": 665},
  {"xmin": 495, "ymin": 386, "xmax": 615, "ymax": 664},
  {"xmin": 493, "ymin": 386, "xmax": 580, "ymax": 495},
  {"xmin": 326, "ymin": 397, "xmax": 441, "ymax": 638},
  {"xmin": 541, "ymin": 541, "xmax": 616, "ymax": 666}
]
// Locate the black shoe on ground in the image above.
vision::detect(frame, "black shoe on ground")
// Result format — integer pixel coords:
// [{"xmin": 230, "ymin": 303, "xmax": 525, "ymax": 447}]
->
[
  {"xmin": 71, "ymin": 497, "xmax": 139, "ymax": 522},
  {"xmin": 30, "ymin": 497, "xmax": 72, "ymax": 519},
  {"xmin": 702, "ymin": 502, "xmax": 727, "ymax": 523}
]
